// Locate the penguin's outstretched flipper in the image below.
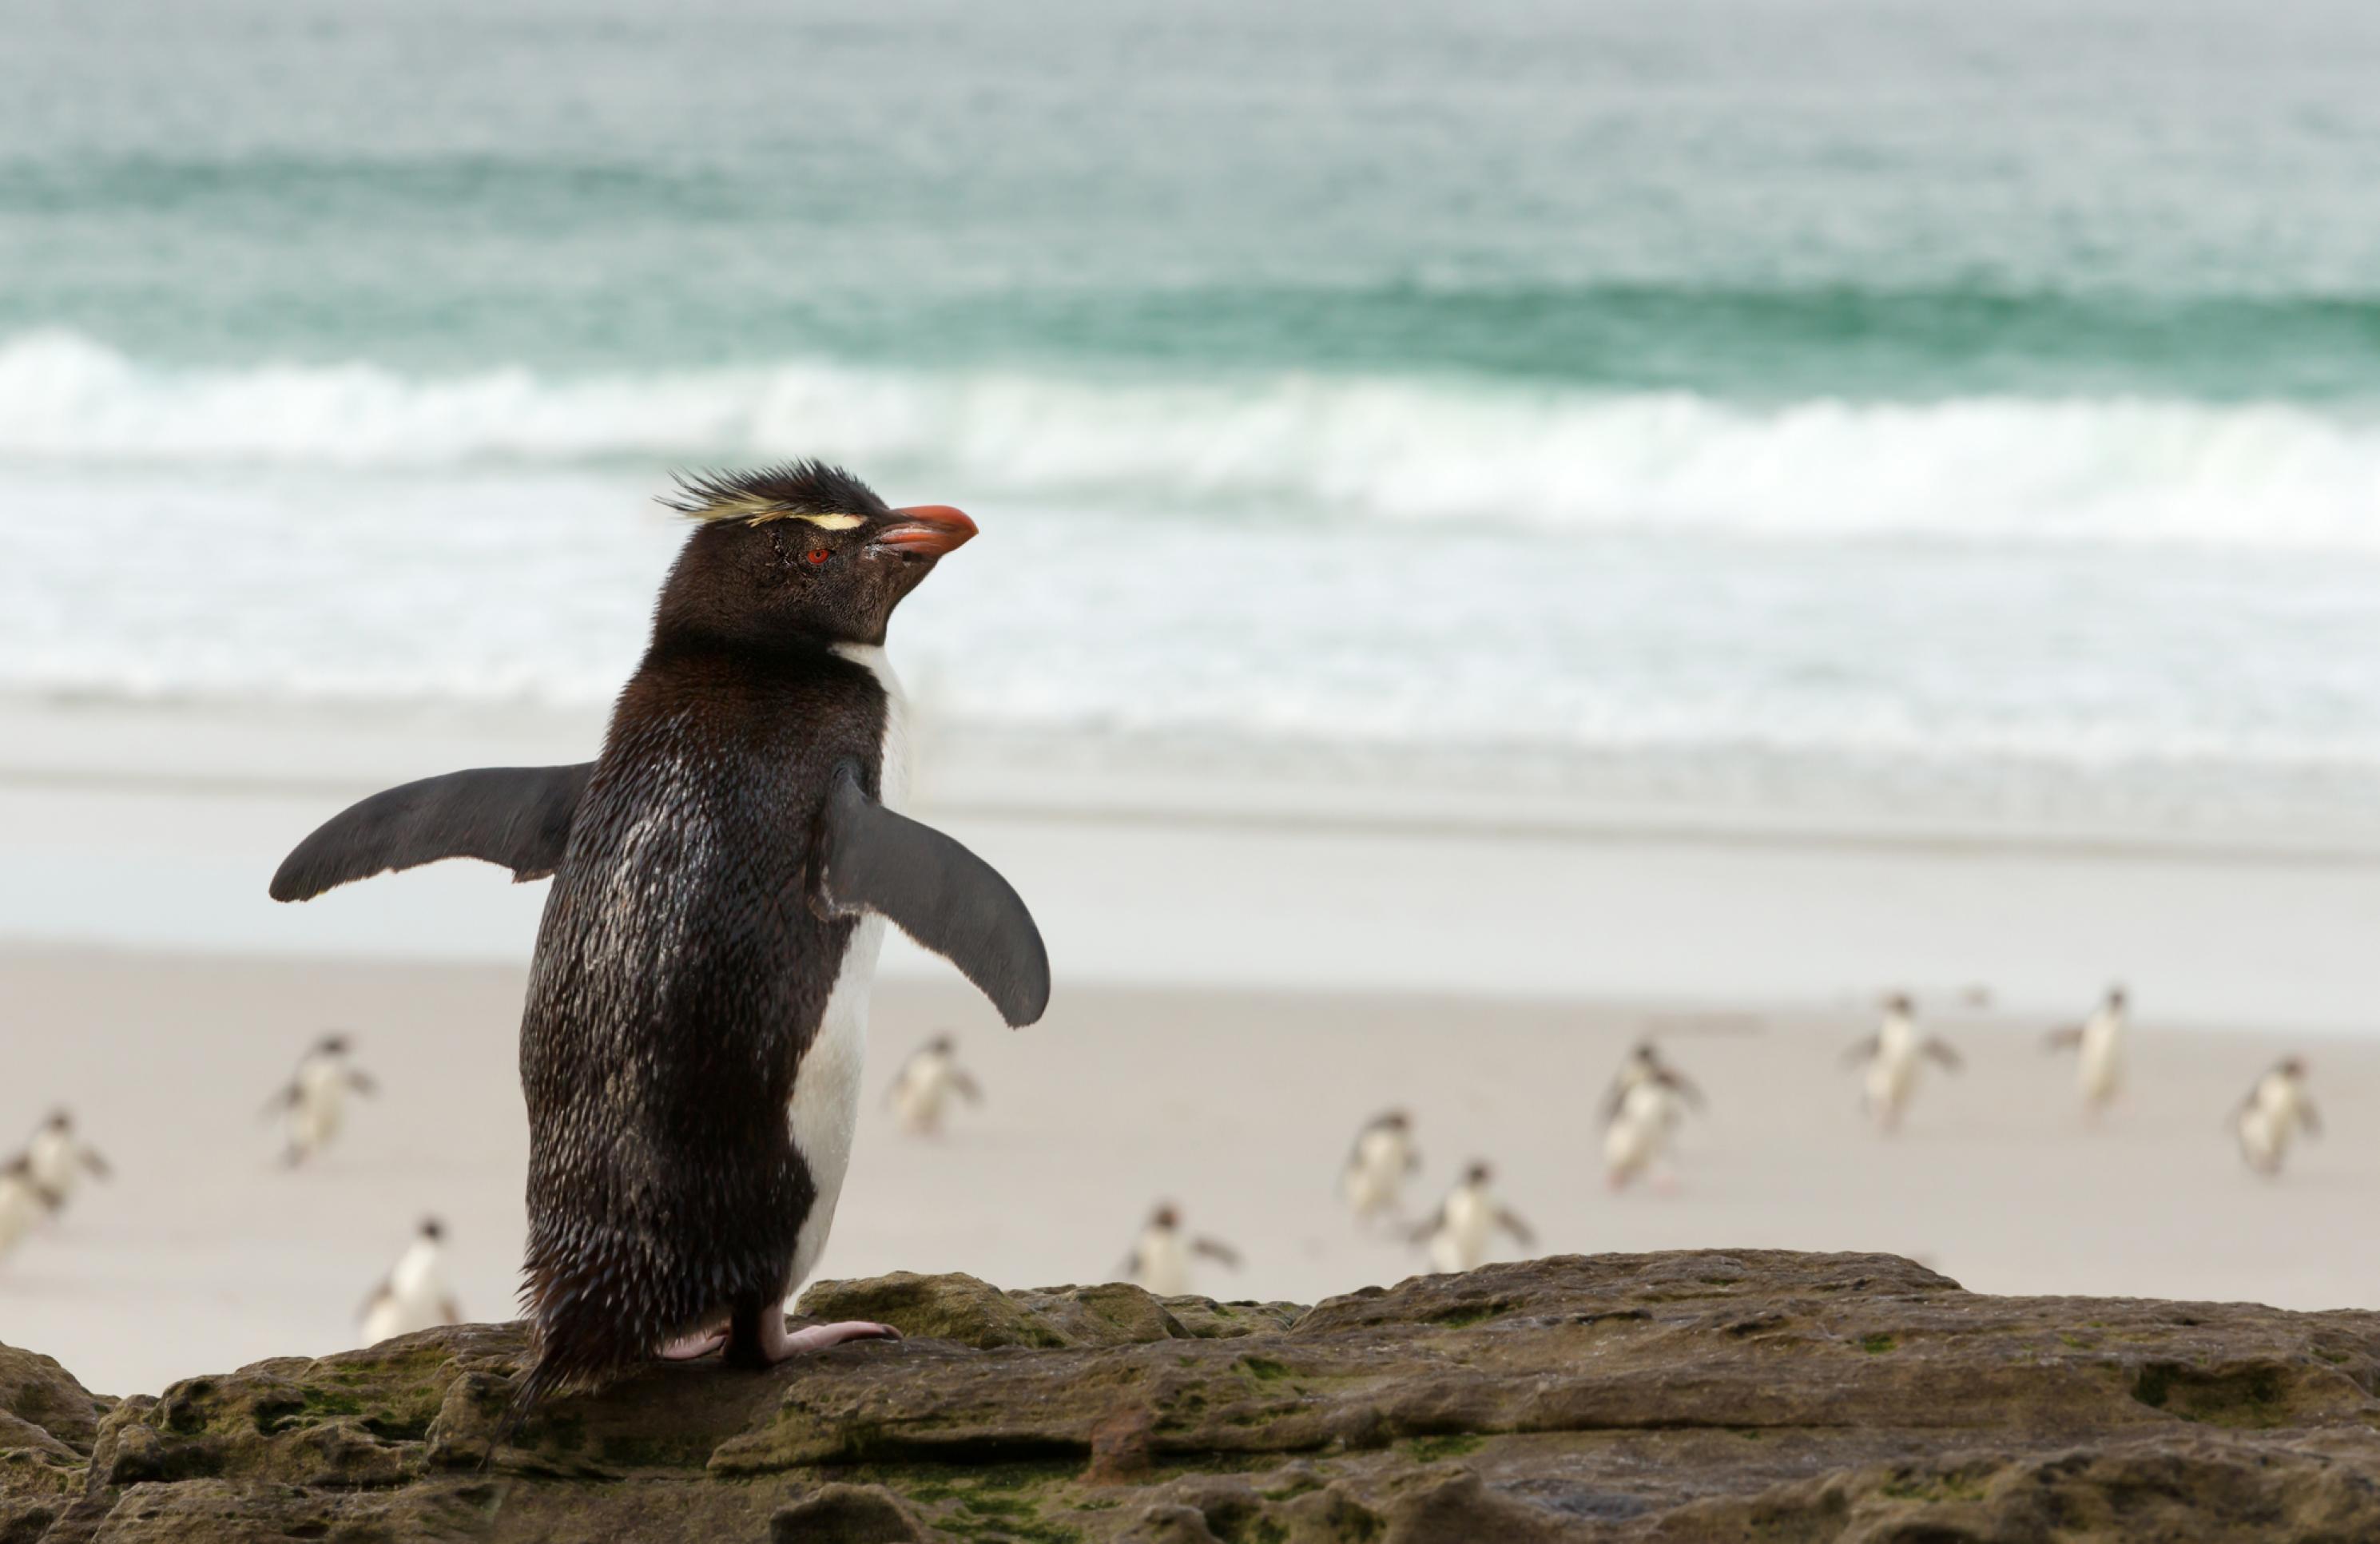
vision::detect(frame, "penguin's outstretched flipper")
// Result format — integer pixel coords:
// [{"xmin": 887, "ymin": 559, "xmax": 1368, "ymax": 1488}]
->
[
  {"xmin": 270, "ymin": 764, "xmax": 594, "ymax": 902},
  {"xmin": 818, "ymin": 761, "xmax": 1051, "ymax": 1027}
]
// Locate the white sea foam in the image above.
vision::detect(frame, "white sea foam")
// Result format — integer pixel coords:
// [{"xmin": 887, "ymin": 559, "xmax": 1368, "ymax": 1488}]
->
[
  {"xmin": 6, "ymin": 330, "xmax": 2380, "ymax": 552},
  {"xmin": 8, "ymin": 331, "xmax": 2380, "ymax": 837}
]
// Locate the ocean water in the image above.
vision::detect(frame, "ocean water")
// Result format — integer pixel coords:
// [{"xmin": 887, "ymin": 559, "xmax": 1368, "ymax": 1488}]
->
[{"xmin": 7, "ymin": 0, "xmax": 2380, "ymax": 837}]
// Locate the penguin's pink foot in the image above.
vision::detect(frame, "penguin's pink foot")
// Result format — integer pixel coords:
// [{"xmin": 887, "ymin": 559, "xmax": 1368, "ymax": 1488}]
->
[
  {"xmin": 764, "ymin": 1317, "xmax": 903, "ymax": 1361},
  {"xmin": 1653, "ymin": 1174, "xmax": 1683, "ymax": 1197},
  {"xmin": 660, "ymin": 1328, "xmax": 729, "ymax": 1361}
]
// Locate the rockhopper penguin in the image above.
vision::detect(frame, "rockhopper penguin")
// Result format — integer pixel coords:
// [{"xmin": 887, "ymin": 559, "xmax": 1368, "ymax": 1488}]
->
[
  {"xmin": 269, "ymin": 463, "xmax": 1050, "ymax": 1413},
  {"xmin": 263, "ymin": 1034, "xmax": 377, "ymax": 1167},
  {"xmin": 2234, "ymin": 1057, "xmax": 2319, "ymax": 1176},
  {"xmin": 885, "ymin": 1033, "xmax": 983, "ymax": 1137},
  {"xmin": 1842, "ymin": 995, "xmax": 1961, "ymax": 1133},
  {"xmin": 2045, "ymin": 986, "xmax": 2127, "ymax": 1115},
  {"xmin": 1601, "ymin": 1041, "xmax": 1703, "ymax": 1191},
  {"xmin": 22, "ymin": 1109, "xmax": 110, "ymax": 1213},
  {"xmin": 1339, "ymin": 1109, "xmax": 1419, "ymax": 1226},
  {"xmin": 360, "ymin": 1217, "xmax": 464, "ymax": 1346}
]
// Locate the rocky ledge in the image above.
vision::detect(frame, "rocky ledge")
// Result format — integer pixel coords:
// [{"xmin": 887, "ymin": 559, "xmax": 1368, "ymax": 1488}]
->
[{"xmin": 6, "ymin": 1251, "xmax": 2380, "ymax": 1542}]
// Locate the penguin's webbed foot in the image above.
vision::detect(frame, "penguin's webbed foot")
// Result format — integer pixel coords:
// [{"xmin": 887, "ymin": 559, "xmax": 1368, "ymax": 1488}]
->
[
  {"xmin": 660, "ymin": 1328, "xmax": 729, "ymax": 1361},
  {"xmin": 769, "ymin": 1319, "xmax": 904, "ymax": 1359}
]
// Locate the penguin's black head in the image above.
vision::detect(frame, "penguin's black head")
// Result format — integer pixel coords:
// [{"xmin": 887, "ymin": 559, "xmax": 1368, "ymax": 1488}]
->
[
  {"xmin": 1377, "ymin": 1109, "xmax": 1412, "ymax": 1131},
  {"xmin": 1885, "ymin": 992, "xmax": 1914, "ymax": 1016},
  {"xmin": 44, "ymin": 1108, "xmax": 70, "ymax": 1132},
  {"xmin": 2278, "ymin": 1056, "xmax": 2306, "ymax": 1079},
  {"xmin": 926, "ymin": 1033, "xmax": 957, "ymax": 1055},
  {"xmin": 316, "ymin": 1032, "xmax": 352, "ymax": 1056},
  {"xmin": 1463, "ymin": 1160, "xmax": 1494, "ymax": 1186},
  {"xmin": 2106, "ymin": 985, "xmax": 2127, "ymax": 1010},
  {"xmin": 655, "ymin": 462, "xmax": 976, "ymax": 649},
  {"xmin": 1150, "ymin": 1201, "xmax": 1180, "ymax": 1230},
  {"xmin": 419, "ymin": 1216, "xmax": 445, "ymax": 1241}
]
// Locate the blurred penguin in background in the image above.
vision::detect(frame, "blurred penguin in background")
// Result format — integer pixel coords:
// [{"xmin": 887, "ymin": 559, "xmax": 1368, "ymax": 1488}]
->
[
  {"xmin": 885, "ymin": 1034, "xmax": 982, "ymax": 1137},
  {"xmin": 22, "ymin": 1109, "xmax": 110, "ymax": 1214},
  {"xmin": 360, "ymin": 1217, "xmax": 463, "ymax": 1345},
  {"xmin": 1416, "ymin": 1161, "xmax": 1535, "ymax": 1272},
  {"xmin": 1603, "ymin": 1042, "xmax": 1703, "ymax": 1191},
  {"xmin": 1842, "ymin": 994, "xmax": 1962, "ymax": 1133},
  {"xmin": 1340, "ymin": 1109, "xmax": 1420, "ymax": 1226},
  {"xmin": 1122, "ymin": 1203, "xmax": 1241, "ymax": 1296},
  {"xmin": 2235, "ymin": 1058, "xmax": 2320, "ymax": 1177},
  {"xmin": 265, "ymin": 1033, "xmax": 377, "ymax": 1167},
  {"xmin": 0, "ymin": 1155, "xmax": 58, "ymax": 1262},
  {"xmin": 2045, "ymin": 986, "xmax": 2128, "ymax": 1116}
]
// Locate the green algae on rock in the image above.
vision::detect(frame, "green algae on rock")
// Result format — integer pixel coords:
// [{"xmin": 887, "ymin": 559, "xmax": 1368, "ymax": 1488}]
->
[{"xmin": 8, "ymin": 1251, "xmax": 2380, "ymax": 1541}]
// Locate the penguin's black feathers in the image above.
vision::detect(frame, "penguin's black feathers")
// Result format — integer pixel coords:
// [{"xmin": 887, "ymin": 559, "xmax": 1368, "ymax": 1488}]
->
[
  {"xmin": 267, "ymin": 463, "xmax": 1039, "ymax": 1423},
  {"xmin": 270, "ymin": 756, "xmax": 1050, "ymax": 1027},
  {"xmin": 269, "ymin": 764, "xmax": 594, "ymax": 901},
  {"xmin": 818, "ymin": 761, "xmax": 1051, "ymax": 1027}
]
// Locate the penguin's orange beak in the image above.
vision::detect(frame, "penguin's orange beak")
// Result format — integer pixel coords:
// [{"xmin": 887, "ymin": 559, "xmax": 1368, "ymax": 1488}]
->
[{"xmin": 875, "ymin": 505, "xmax": 977, "ymax": 558}]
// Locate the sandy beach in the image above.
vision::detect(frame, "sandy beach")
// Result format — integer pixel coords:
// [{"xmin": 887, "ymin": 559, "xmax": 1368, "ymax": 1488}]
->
[{"xmin": 4, "ymin": 943, "xmax": 2374, "ymax": 1401}]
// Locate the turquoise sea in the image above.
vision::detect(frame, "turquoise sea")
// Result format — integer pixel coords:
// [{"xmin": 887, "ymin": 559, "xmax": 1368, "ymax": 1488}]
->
[{"xmin": 7, "ymin": 0, "xmax": 2380, "ymax": 836}]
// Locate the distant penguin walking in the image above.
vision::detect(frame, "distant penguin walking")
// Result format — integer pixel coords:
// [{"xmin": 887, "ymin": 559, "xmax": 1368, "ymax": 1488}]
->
[
  {"xmin": 2045, "ymin": 986, "xmax": 2128, "ymax": 1115},
  {"xmin": 360, "ymin": 1217, "xmax": 464, "ymax": 1345},
  {"xmin": 264, "ymin": 1034, "xmax": 376, "ymax": 1167},
  {"xmin": 1601, "ymin": 1042, "xmax": 1703, "ymax": 1190},
  {"xmin": 1842, "ymin": 995, "xmax": 1961, "ymax": 1132},
  {"xmin": 271, "ymin": 464, "xmax": 1048, "ymax": 1415},
  {"xmin": 22, "ymin": 1109, "xmax": 110, "ymax": 1212},
  {"xmin": 885, "ymin": 1034, "xmax": 983, "ymax": 1137},
  {"xmin": 2235, "ymin": 1058, "xmax": 2320, "ymax": 1176},
  {"xmin": 0, "ymin": 1155, "xmax": 58, "ymax": 1262},
  {"xmin": 1340, "ymin": 1109, "xmax": 1419, "ymax": 1225},
  {"xmin": 1415, "ymin": 1161, "xmax": 1535, "ymax": 1273},
  {"xmin": 1122, "ymin": 1203, "xmax": 1241, "ymax": 1296}
]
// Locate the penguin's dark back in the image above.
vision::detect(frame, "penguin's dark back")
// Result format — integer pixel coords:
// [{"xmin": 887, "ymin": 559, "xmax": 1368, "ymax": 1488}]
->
[{"xmin": 512, "ymin": 634, "xmax": 887, "ymax": 1385}]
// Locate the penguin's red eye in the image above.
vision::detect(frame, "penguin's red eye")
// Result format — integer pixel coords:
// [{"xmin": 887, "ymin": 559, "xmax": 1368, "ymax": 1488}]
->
[{"xmin": 805, "ymin": 548, "xmax": 830, "ymax": 566}]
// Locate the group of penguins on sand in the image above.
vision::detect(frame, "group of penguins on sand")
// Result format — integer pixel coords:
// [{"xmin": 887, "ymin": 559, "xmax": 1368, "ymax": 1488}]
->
[
  {"xmin": 0, "ymin": 464, "xmax": 2341, "ymax": 1431},
  {"xmin": 1842, "ymin": 985, "xmax": 2322, "ymax": 1178},
  {"xmin": 1641, "ymin": 984, "xmax": 2323, "ymax": 1178}
]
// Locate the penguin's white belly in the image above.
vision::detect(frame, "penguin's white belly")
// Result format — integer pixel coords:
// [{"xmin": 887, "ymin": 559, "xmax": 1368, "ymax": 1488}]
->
[
  {"xmin": 1866, "ymin": 1051, "xmax": 1916, "ymax": 1116},
  {"xmin": 784, "ymin": 643, "xmax": 911, "ymax": 1294},
  {"xmin": 1432, "ymin": 1193, "xmax": 1492, "ymax": 1273},
  {"xmin": 786, "ymin": 907, "xmax": 884, "ymax": 1291},
  {"xmin": 1138, "ymin": 1229, "xmax": 1192, "ymax": 1296},
  {"xmin": 2080, "ymin": 1029, "xmax": 2122, "ymax": 1102},
  {"xmin": 2238, "ymin": 1106, "xmax": 2287, "ymax": 1171},
  {"xmin": 26, "ymin": 1134, "xmax": 77, "ymax": 1201},
  {"xmin": 893, "ymin": 1061, "xmax": 952, "ymax": 1133},
  {"xmin": 361, "ymin": 1240, "xmax": 453, "ymax": 1344},
  {"xmin": 0, "ymin": 1181, "xmax": 41, "ymax": 1255},
  {"xmin": 294, "ymin": 1070, "xmax": 344, "ymax": 1153},
  {"xmin": 1343, "ymin": 1133, "xmax": 1409, "ymax": 1217},
  {"xmin": 1603, "ymin": 1112, "xmax": 1662, "ymax": 1181}
]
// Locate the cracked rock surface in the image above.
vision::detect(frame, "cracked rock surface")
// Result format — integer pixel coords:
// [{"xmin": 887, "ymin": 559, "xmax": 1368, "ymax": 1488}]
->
[{"xmin": 6, "ymin": 1250, "xmax": 2379, "ymax": 1541}]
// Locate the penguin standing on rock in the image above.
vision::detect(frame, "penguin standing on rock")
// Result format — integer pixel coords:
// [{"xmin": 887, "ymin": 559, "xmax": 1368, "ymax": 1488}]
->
[
  {"xmin": 270, "ymin": 464, "xmax": 1048, "ymax": 1417},
  {"xmin": 1339, "ymin": 1109, "xmax": 1420, "ymax": 1226},
  {"xmin": 2234, "ymin": 1058, "xmax": 2320, "ymax": 1176},
  {"xmin": 1121, "ymin": 1204, "xmax": 1241, "ymax": 1296},
  {"xmin": 360, "ymin": 1217, "xmax": 464, "ymax": 1346},
  {"xmin": 1415, "ymin": 1161, "xmax": 1534, "ymax": 1273},
  {"xmin": 1842, "ymin": 995, "xmax": 1961, "ymax": 1133},
  {"xmin": 2045, "ymin": 986, "xmax": 2128, "ymax": 1116},
  {"xmin": 885, "ymin": 1034, "xmax": 983, "ymax": 1137},
  {"xmin": 264, "ymin": 1035, "xmax": 376, "ymax": 1167},
  {"xmin": 22, "ymin": 1109, "xmax": 110, "ymax": 1213}
]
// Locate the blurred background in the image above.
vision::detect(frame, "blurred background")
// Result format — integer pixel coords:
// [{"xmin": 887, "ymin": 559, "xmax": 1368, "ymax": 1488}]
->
[{"xmin": 4, "ymin": 0, "xmax": 2378, "ymax": 1395}]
